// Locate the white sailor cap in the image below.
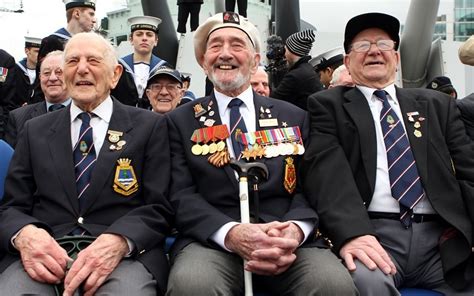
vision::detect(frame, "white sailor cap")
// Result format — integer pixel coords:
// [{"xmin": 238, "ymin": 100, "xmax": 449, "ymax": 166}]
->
[
  {"xmin": 128, "ymin": 16, "xmax": 162, "ymax": 33},
  {"xmin": 24, "ymin": 36, "xmax": 42, "ymax": 48},
  {"xmin": 63, "ymin": 0, "xmax": 96, "ymax": 11},
  {"xmin": 194, "ymin": 12, "xmax": 262, "ymax": 67},
  {"xmin": 310, "ymin": 47, "xmax": 345, "ymax": 72}
]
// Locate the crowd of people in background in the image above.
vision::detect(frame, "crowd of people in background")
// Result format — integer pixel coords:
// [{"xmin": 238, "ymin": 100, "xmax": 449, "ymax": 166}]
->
[{"xmin": 0, "ymin": 0, "xmax": 474, "ymax": 295}]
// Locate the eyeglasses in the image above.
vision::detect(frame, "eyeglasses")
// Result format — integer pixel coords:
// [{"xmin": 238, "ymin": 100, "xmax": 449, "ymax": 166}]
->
[
  {"xmin": 40, "ymin": 68, "xmax": 63, "ymax": 78},
  {"xmin": 148, "ymin": 84, "xmax": 181, "ymax": 92},
  {"xmin": 350, "ymin": 40, "xmax": 396, "ymax": 53}
]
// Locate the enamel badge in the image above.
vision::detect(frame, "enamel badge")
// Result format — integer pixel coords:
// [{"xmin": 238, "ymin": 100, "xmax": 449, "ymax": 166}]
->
[{"xmin": 113, "ymin": 158, "xmax": 138, "ymax": 196}]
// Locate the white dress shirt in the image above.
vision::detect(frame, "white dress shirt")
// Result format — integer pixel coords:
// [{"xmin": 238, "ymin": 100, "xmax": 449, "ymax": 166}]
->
[
  {"xmin": 210, "ymin": 86, "xmax": 313, "ymax": 251},
  {"xmin": 357, "ymin": 84, "xmax": 435, "ymax": 214}
]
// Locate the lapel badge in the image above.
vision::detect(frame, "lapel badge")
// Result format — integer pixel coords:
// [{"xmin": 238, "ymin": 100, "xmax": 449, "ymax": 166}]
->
[
  {"xmin": 406, "ymin": 111, "xmax": 419, "ymax": 122},
  {"xmin": 386, "ymin": 115, "xmax": 395, "ymax": 125},
  {"xmin": 79, "ymin": 140, "xmax": 88, "ymax": 155},
  {"xmin": 0, "ymin": 67, "xmax": 8, "ymax": 83},
  {"xmin": 418, "ymin": 117, "xmax": 425, "ymax": 121},
  {"xmin": 414, "ymin": 122, "xmax": 421, "ymax": 129},
  {"xmin": 414, "ymin": 130, "xmax": 422, "ymax": 138},
  {"xmin": 204, "ymin": 119, "xmax": 215, "ymax": 127},
  {"xmin": 194, "ymin": 103, "xmax": 207, "ymax": 118},
  {"xmin": 107, "ymin": 130, "xmax": 123, "ymax": 143},
  {"xmin": 209, "ymin": 110, "xmax": 215, "ymax": 117},
  {"xmin": 113, "ymin": 158, "xmax": 138, "ymax": 196}
]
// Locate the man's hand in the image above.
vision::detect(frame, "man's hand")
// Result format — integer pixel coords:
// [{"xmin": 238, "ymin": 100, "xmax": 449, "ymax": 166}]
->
[
  {"xmin": 15, "ymin": 224, "xmax": 71, "ymax": 284},
  {"xmin": 225, "ymin": 222, "xmax": 299, "ymax": 275},
  {"xmin": 339, "ymin": 235, "xmax": 396, "ymax": 275},
  {"xmin": 63, "ymin": 233, "xmax": 129, "ymax": 296}
]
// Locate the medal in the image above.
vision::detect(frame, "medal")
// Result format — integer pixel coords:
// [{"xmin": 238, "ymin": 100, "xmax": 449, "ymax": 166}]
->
[
  {"xmin": 414, "ymin": 122, "xmax": 421, "ymax": 128},
  {"xmin": 283, "ymin": 157, "xmax": 296, "ymax": 194},
  {"xmin": 107, "ymin": 130, "xmax": 123, "ymax": 143},
  {"xmin": 209, "ymin": 142, "xmax": 218, "ymax": 154},
  {"xmin": 216, "ymin": 141, "xmax": 226, "ymax": 151},
  {"xmin": 414, "ymin": 130, "xmax": 422, "ymax": 138},
  {"xmin": 201, "ymin": 144, "xmax": 210, "ymax": 155},
  {"xmin": 192, "ymin": 144, "xmax": 203, "ymax": 155}
]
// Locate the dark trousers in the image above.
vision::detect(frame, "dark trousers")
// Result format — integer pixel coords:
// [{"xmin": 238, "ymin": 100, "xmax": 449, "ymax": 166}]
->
[
  {"xmin": 225, "ymin": 0, "xmax": 247, "ymax": 17},
  {"xmin": 177, "ymin": 3, "xmax": 202, "ymax": 33}
]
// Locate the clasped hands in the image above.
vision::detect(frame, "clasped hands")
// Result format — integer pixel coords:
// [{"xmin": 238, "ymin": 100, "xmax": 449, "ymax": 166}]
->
[
  {"xmin": 14, "ymin": 225, "xmax": 128, "ymax": 296},
  {"xmin": 224, "ymin": 221, "xmax": 303, "ymax": 276}
]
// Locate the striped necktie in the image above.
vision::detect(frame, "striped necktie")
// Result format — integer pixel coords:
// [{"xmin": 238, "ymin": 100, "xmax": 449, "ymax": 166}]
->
[
  {"xmin": 228, "ymin": 98, "xmax": 247, "ymax": 159},
  {"xmin": 374, "ymin": 90, "xmax": 425, "ymax": 227},
  {"xmin": 73, "ymin": 112, "xmax": 96, "ymax": 209}
]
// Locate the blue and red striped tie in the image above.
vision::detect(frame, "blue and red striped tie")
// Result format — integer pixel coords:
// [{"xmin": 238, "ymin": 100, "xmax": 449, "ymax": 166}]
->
[
  {"xmin": 375, "ymin": 90, "xmax": 425, "ymax": 227},
  {"xmin": 73, "ymin": 112, "xmax": 96, "ymax": 210},
  {"xmin": 228, "ymin": 98, "xmax": 247, "ymax": 159}
]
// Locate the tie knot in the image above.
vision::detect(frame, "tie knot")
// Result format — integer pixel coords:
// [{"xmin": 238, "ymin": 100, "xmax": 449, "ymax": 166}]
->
[
  {"xmin": 78, "ymin": 112, "xmax": 93, "ymax": 125},
  {"xmin": 374, "ymin": 90, "xmax": 388, "ymax": 102},
  {"xmin": 48, "ymin": 104, "xmax": 64, "ymax": 112},
  {"xmin": 228, "ymin": 98, "xmax": 244, "ymax": 108}
]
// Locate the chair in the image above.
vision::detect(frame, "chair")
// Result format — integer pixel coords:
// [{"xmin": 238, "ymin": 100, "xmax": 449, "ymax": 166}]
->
[{"xmin": 0, "ymin": 139, "xmax": 14, "ymax": 200}]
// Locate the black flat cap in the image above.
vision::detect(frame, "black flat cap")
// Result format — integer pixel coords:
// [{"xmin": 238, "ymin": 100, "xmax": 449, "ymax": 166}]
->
[{"xmin": 344, "ymin": 12, "xmax": 400, "ymax": 53}]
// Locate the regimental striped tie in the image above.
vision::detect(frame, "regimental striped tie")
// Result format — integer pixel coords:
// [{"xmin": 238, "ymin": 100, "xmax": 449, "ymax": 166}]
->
[
  {"xmin": 374, "ymin": 90, "xmax": 425, "ymax": 227},
  {"xmin": 73, "ymin": 112, "xmax": 96, "ymax": 209},
  {"xmin": 228, "ymin": 98, "xmax": 248, "ymax": 159}
]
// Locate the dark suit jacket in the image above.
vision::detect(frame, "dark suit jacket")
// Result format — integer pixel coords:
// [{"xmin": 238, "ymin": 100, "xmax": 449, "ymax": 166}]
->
[
  {"xmin": 303, "ymin": 86, "xmax": 474, "ymax": 290},
  {"xmin": 166, "ymin": 92, "xmax": 321, "ymax": 257},
  {"xmin": 0, "ymin": 99, "xmax": 173, "ymax": 294},
  {"xmin": 271, "ymin": 55, "xmax": 324, "ymax": 110},
  {"xmin": 5, "ymin": 101, "xmax": 47, "ymax": 148},
  {"xmin": 0, "ymin": 49, "xmax": 16, "ymax": 139},
  {"xmin": 12, "ymin": 58, "xmax": 34, "ymax": 108},
  {"xmin": 457, "ymin": 94, "xmax": 474, "ymax": 141}
]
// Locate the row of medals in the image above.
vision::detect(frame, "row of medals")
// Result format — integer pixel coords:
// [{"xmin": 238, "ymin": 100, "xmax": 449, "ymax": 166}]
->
[{"xmin": 192, "ymin": 140, "xmax": 230, "ymax": 168}]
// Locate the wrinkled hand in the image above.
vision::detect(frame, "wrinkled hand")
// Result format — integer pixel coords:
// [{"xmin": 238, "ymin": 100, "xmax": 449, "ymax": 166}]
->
[
  {"xmin": 340, "ymin": 235, "xmax": 396, "ymax": 275},
  {"xmin": 63, "ymin": 233, "xmax": 129, "ymax": 296},
  {"xmin": 225, "ymin": 222, "xmax": 299, "ymax": 275},
  {"xmin": 15, "ymin": 224, "xmax": 71, "ymax": 284}
]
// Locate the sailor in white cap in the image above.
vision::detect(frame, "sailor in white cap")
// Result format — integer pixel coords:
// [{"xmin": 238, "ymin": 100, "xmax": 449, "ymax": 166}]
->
[
  {"xmin": 11, "ymin": 36, "xmax": 42, "ymax": 107},
  {"xmin": 112, "ymin": 16, "xmax": 171, "ymax": 109},
  {"xmin": 309, "ymin": 46, "xmax": 345, "ymax": 88}
]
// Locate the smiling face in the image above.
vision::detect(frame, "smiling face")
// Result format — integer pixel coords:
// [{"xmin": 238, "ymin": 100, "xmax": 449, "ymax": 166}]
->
[
  {"xmin": 63, "ymin": 33, "xmax": 122, "ymax": 111},
  {"xmin": 40, "ymin": 53, "xmax": 68, "ymax": 103},
  {"xmin": 146, "ymin": 76, "xmax": 183, "ymax": 114},
  {"xmin": 201, "ymin": 27, "xmax": 260, "ymax": 97},
  {"xmin": 130, "ymin": 30, "xmax": 158, "ymax": 56},
  {"xmin": 344, "ymin": 27, "xmax": 399, "ymax": 89}
]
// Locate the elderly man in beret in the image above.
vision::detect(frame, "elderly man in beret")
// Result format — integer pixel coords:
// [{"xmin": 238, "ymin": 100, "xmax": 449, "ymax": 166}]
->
[
  {"xmin": 165, "ymin": 12, "xmax": 356, "ymax": 295},
  {"xmin": 303, "ymin": 12, "xmax": 474, "ymax": 295}
]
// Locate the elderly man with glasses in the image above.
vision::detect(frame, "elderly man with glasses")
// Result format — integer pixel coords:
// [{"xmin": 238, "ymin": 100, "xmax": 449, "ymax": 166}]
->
[
  {"xmin": 145, "ymin": 67, "xmax": 185, "ymax": 114},
  {"xmin": 302, "ymin": 12, "xmax": 474, "ymax": 295}
]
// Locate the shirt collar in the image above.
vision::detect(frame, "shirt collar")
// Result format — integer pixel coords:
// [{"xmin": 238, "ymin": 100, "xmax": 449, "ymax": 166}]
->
[
  {"xmin": 356, "ymin": 83, "xmax": 398, "ymax": 104},
  {"xmin": 215, "ymin": 86, "xmax": 254, "ymax": 118},
  {"xmin": 46, "ymin": 98, "xmax": 71, "ymax": 110},
  {"xmin": 70, "ymin": 96, "xmax": 113, "ymax": 123}
]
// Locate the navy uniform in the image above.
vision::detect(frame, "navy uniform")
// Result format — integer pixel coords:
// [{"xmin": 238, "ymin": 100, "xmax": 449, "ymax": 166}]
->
[
  {"xmin": 12, "ymin": 36, "xmax": 42, "ymax": 108},
  {"xmin": 112, "ymin": 16, "xmax": 170, "ymax": 108},
  {"xmin": 0, "ymin": 49, "xmax": 16, "ymax": 139}
]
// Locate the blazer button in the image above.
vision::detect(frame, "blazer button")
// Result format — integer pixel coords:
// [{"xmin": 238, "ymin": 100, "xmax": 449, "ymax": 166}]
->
[{"xmin": 78, "ymin": 217, "xmax": 84, "ymax": 224}]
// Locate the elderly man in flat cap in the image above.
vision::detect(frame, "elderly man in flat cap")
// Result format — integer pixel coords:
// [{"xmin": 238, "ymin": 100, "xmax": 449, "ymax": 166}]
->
[
  {"xmin": 271, "ymin": 29, "xmax": 324, "ymax": 110},
  {"xmin": 165, "ymin": 11, "xmax": 356, "ymax": 296},
  {"xmin": 146, "ymin": 67, "xmax": 184, "ymax": 114},
  {"xmin": 303, "ymin": 12, "xmax": 474, "ymax": 295}
]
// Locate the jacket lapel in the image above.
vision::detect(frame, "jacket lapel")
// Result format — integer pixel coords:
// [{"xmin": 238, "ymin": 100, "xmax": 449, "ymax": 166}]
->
[
  {"xmin": 31, "ymin": 102, "xmax": 47, "ymax": 118},
  {"xmin": 80, "ymin": 100, "xmax": 133, "ymax": 213},
  {"xmin": 343, "ymin": 88, "xmax": 378, "ymax": 193},
  {"xmin": 47, "ymin": 107, "xmax": 78, "ymax": 213},
  {"xmin": 396, "ymin": 88, "xmax": 429, "ymax": 184}
]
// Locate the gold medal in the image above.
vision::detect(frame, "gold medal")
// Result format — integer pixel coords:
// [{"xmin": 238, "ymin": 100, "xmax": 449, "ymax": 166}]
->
[
  {"xmin": 201, "ymin": 144, "xmax": 210, "ymax": 155},
  {"xmin": 414, "ymin": 130, "xmax": 422, "ymax": 138},
  {"xmin": 107, "ymin": 130, "xmax": 123, "ymax": 143},
  {"xmin": 216, "ymin": 141, "xmax": 226, "ymax": 152},
  {"xmin": 414, "ymin": 122, "xmax": 421, "ymax": 128},
  {"xmin": 209, "ymin": 142, "xmax": 218, "ymax": 154},
  {"xmin": 191, "ymin": 144, "xmax": 203, "ymax": 155}
]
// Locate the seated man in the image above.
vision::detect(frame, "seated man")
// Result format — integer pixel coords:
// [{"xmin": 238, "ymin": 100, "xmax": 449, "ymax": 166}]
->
[
  {"xmin": 146, "ymin": 67, "xmax": 184, "ymax": 114},
  {"xmin": 0, "ymin": 32, "xmax": 172, "ymax": 296},
  {"xmin": 303, "ymin": 12, "xmax": 474, "ymax": 295},
  {"xmin": 6, "ymin": 50, "xmax": 71, "ymax": 148},
  {"xmin": 165, "ymin": 12, "xmax": 356, "ymax": 295}
]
